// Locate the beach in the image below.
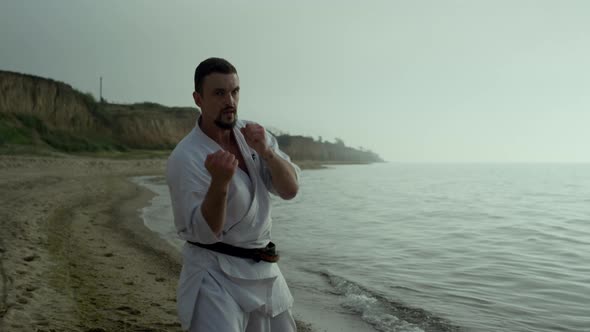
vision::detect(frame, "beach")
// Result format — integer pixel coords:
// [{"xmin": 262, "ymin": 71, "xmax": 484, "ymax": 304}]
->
[{"xmin": 0, "ymin": 156, "xmax": 313, "ymax": 332}]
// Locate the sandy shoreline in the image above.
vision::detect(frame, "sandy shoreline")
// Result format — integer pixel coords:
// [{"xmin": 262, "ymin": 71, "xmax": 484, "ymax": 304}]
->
[{"xmin": 0, "ymin": 156, "xmax": 314, "ymax": 332}]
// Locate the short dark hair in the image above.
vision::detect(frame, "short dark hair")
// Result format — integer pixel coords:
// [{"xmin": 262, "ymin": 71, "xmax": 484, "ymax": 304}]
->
[{"xmin": 194, "ymin": 57, "xmax": 237, "ymax": 94}]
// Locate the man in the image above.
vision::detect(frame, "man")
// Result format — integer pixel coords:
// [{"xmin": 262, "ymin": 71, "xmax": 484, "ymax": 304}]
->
[{"xmin": 166, "ymin": 57, "xmax": 300, "ymax": 332}]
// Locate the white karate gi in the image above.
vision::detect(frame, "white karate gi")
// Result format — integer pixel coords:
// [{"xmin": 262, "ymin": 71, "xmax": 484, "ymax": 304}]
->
[{"xmin": 166, "ymin": 118, "xmax": 300, "ymax": 332}]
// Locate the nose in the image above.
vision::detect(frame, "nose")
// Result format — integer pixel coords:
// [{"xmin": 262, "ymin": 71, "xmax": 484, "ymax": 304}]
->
[{"xmin": 225, "ymin": 93, "xmax": 236, "ymax": 108}]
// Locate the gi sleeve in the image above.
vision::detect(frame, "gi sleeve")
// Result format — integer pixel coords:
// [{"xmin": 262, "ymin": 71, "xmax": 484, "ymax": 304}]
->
[
  {"xmin": 166, "ymin": 154, "xmax": 222, "ymax": 244},
  {"xmin": 259, "ymin": 130, "xmax": 301, "ymax": 196}
]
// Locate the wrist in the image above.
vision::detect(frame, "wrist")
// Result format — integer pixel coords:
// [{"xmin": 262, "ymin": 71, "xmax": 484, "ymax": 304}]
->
[
  {"xmin": 261, "ymin": 148, "xmax": 274, "ymax": 161},
  {"xmin": 210, "ymin": 178, "xmax": 231, "ymax": 193}
]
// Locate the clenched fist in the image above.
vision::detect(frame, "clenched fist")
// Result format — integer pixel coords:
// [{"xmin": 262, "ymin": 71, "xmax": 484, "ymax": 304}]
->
[
  {"xmin": 240, "ymin": 123, "xmax": 269, "ymax": 156},
  {"xmin": 205, "ymin": 150, "xmax": 238, "ymax": 185}
]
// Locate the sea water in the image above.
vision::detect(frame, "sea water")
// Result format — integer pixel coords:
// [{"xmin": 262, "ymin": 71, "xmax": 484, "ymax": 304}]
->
[{"xmin": 133, "ymin": 163, "xmax": 590, "ymax": 332}]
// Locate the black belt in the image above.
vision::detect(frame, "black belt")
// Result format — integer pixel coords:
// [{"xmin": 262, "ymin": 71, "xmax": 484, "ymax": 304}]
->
[{"xmin": 187, "ymin": 241, "xmax": 280, "ymax": 263}]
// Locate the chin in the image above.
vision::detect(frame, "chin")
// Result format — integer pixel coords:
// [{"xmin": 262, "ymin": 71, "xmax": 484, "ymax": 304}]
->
[{"xmin": 214, "ymin": 119, "xmax": 237, "ymax": 130}]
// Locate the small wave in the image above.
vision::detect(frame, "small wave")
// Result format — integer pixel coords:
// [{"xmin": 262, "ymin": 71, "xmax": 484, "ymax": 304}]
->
[{"xmin": 317, "ymin": 271, "xmax": 463, "ymax": 332}]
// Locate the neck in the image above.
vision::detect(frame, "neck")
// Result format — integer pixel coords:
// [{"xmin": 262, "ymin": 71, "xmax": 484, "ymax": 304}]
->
[{"xmin": 199, "ymin": 116, "xmax": 233, "ymax": 148}]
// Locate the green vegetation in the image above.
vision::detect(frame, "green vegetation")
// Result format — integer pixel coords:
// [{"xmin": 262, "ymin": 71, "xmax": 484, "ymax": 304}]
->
[
  {"xmin": 81, "ymin": 92, "xmax": 114, "ymax": 126},
  {"xmin": 1, "ymin": 109, "xmax": 383, "ymax": 162},
  {"xmin": 1, "ymin": 110, "xmax": 383, "ymax": 162},
  {"xmin": 130, "ymin": 101, "xmax": 165, "ymax": 109},
  {"xmin": 277, "ymin": 134, "xmax": 383, "ymax": 164},
  {"xmin": 41, "ymin": 130, "xmax": 125, "ymax": 152},
  {"xmin": 0, "ymin": 114, "xmax": 33, "ymax": 145},
  {"xmin": 1, "ymin": 113, "xmax": 125, "ymax": 153}
]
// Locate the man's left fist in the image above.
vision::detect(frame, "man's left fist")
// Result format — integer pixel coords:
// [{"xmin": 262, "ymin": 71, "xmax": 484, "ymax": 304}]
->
[{"xmin": 240, "ymin": 123, "xmax": 269, "ymax": 156}]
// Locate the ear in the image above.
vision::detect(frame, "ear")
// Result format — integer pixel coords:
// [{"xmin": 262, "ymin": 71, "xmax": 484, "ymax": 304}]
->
[{"xmin": 193, "ymin": 91, "xmax": 202, "ymax": 108}]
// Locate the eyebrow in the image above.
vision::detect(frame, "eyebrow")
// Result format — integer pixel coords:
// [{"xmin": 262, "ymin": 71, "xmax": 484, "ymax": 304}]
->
[{"xmin": 213, "ymin": 86, "xmax": 240, "ymax": 93}]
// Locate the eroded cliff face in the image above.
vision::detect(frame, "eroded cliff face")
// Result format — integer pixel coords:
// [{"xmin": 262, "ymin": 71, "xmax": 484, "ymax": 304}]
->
[
  {"xmin": 104, "ymin": 104, "xmax": 197, "ymax": 149},
  {"xmin": 0, "ymin": 71, "xmax": 198, "ymax": 150},
  {"xmin": 0, "ymin": 71, "xmax": 100, "ymax": 132}
]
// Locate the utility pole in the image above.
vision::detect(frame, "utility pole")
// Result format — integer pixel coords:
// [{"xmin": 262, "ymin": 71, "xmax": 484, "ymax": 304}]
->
[{"xmin": 99, "ymin": 76, "xmax": 103, "ymax": 103}]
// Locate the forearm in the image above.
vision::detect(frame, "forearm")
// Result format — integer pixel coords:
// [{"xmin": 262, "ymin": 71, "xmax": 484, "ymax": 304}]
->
[
  {"xmin": 262, "ymin": 149, "xmax": 299, "ymax": 200},
  {"xmin": 200, "ymin": 180, "xmax": 230, "ymax": 236}
]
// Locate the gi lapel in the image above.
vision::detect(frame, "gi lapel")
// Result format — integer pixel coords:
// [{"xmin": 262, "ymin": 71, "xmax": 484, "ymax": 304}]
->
[{"xmin": 233, "ymin": 125, "xmax": 260, "ymax": 227}]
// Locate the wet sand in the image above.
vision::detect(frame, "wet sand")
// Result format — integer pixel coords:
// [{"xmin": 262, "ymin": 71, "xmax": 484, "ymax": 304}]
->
[{"xmin": 0, "ymin": 156, "xmax": 314, "ymax": 332}]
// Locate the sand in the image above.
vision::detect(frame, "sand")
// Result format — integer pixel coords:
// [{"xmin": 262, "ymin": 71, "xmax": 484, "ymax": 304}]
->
[{"xmin": 0, "ymin": 156, "xmax": 314, "ymax": 332}]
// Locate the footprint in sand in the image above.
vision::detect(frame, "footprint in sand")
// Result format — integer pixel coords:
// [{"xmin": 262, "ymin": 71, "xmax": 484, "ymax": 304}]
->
[
  {"xmin": 25, "ymin": 285, "xmax": 38, "ymax": 292},
  {"xmin": 86, "ymin": 328, "xmax": 107, "ymax": 332},
  {"xmin": 158, "ymin": 321, "xmax": 182, "ymax": 328},
  {"xmin": 10, "ymin": 303, "xmax": 24, "ymax": 311},
  {"xmin": 116, "ymin": 305, "xmax": 141, "ymax": 315},
  {"xmin": 23, "ymin": 254, "xmax": 39, "ymax": 262}
]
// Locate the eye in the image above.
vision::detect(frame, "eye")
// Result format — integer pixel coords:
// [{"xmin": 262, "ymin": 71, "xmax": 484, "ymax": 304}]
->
[{"xmin": 215, "ymin": 90, "xmax": 224, "ymax": 96}]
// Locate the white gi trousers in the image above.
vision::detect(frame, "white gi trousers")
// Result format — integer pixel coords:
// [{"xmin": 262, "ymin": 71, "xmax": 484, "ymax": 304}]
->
[{"xmin": 189, "ymin": 271, "xmax": 297, "ymax": 332}]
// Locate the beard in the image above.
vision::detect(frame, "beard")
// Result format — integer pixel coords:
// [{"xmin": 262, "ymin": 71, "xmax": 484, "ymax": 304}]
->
[{"xmin": 214, "ymin": 109, "xmax": 237, "ymax": 129}]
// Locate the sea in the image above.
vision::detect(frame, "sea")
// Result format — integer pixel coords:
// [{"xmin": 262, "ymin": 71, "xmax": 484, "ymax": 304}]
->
[{"xmin": 132, "ymin": 163, "xmax": 590, "ymax": 332}]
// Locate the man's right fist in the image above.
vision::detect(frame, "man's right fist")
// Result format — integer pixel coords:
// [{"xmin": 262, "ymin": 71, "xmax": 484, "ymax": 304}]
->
[{"xmin": 205, "ymin": 150, "xmax": 238, "ymax": 184}]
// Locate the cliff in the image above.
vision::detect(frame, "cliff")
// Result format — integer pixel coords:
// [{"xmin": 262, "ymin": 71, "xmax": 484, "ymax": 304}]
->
[
  {"xmin": 0, "ymin": 71, "xmax": 103, "ymax": 132},
  {"xmin": 0, "ymin": 70, "xmax": 383, "ymax": 163},
  {"xmin": 277, "ymin": 135, "xmax": 383, "ymax": 164},
  {"xmin": 102, "ymin": 103, "xmax": 196, "ymax": 149},
  {"xmin": 0, "ymin": 70, "xmax": 198, "ymax": 151}
]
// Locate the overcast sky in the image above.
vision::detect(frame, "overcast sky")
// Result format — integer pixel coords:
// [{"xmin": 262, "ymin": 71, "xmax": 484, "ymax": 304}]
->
[{"xmin": 2, "ymin": 0, "xmax": 589, "ymax": 162}]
